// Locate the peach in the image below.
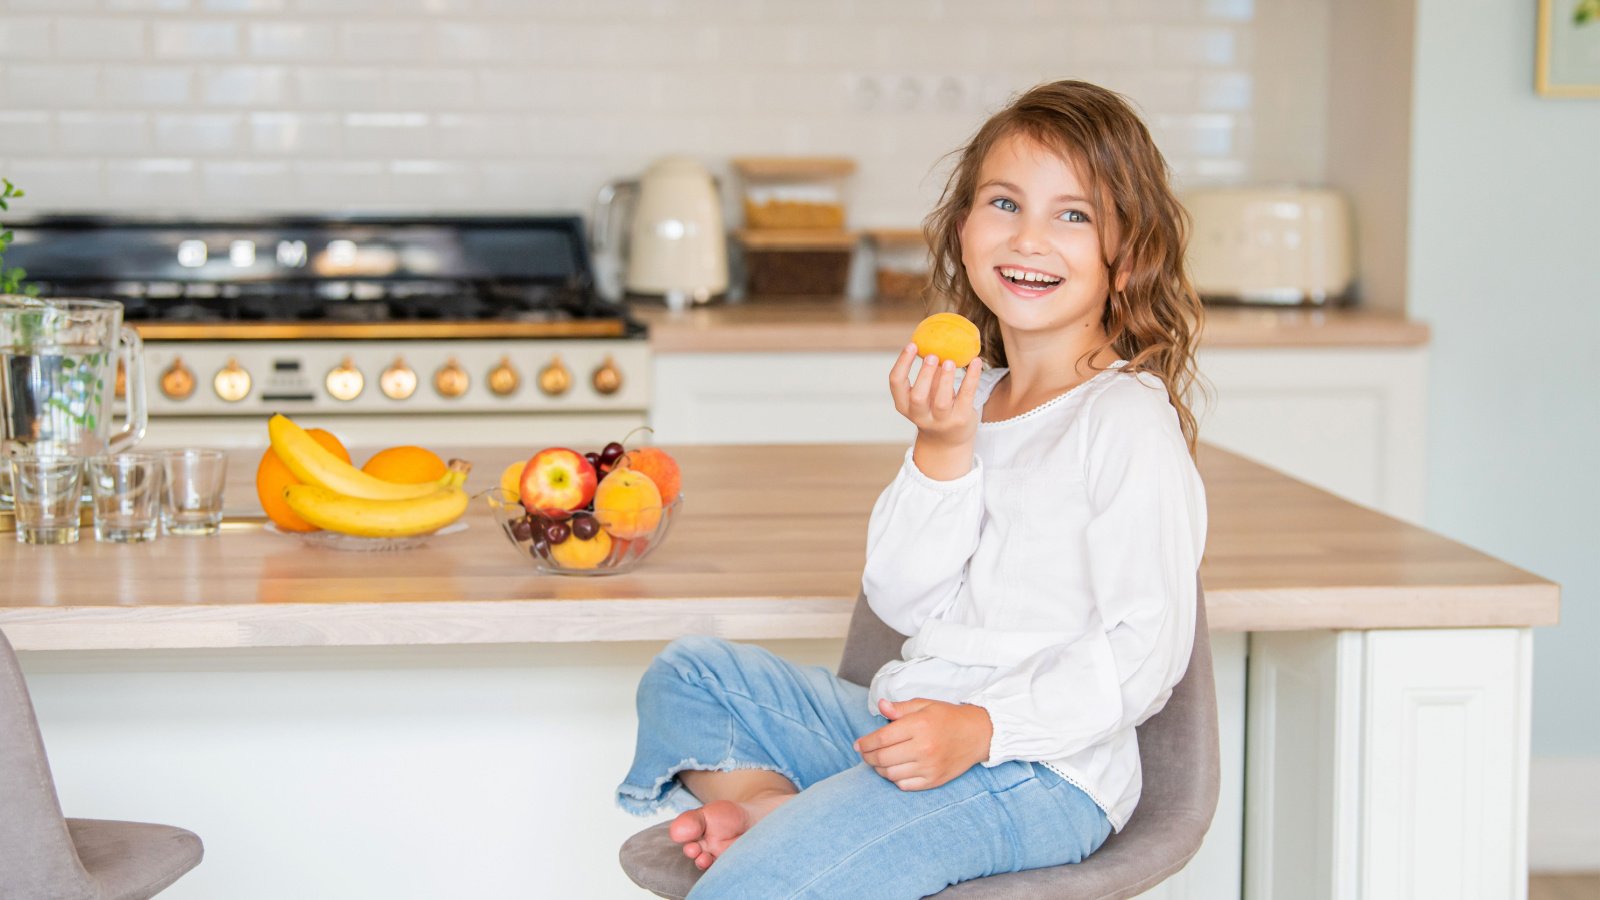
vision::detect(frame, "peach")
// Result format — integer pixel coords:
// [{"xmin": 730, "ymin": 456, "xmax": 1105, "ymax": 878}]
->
[
  {"xmin": 498, "ymin": 461, "xmax": 524, "ymax": 502},
  {"xmin": 625, "ymin": 447, "xmax": 681, "ymax": 504},
  {"xmin": 910, "ymin": 312, "xmax": 981, "ymax": 366},
  {"xmin": 594, "ymin": 468, "xmax": 663, "ymax": 539},
  {"xmin": 549, "ymin": 528, "xmax": 613, "ymax": 570}
]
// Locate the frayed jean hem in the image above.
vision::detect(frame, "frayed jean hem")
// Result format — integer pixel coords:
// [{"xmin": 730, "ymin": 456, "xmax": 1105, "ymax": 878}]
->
[{"xmin": 616, "ymin": 756, "xmax": 799, "ymax": 818}]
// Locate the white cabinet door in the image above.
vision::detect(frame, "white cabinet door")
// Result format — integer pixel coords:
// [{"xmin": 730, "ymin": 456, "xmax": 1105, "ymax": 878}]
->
[{"xmin": 1196, "ymin": 347, "xmax": 1428, "ymax": 523}]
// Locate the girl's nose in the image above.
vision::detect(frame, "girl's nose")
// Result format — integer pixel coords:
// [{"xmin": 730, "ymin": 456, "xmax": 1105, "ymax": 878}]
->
[{"xmin": 1009, "ymin": 215, "xmax": 1049, "ymax": 255}]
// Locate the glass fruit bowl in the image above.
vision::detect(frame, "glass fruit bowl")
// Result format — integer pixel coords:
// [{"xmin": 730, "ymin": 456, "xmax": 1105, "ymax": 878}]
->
[{"xmin": 485, "ymin": 489, "xmax": 683, "ymax": 576}]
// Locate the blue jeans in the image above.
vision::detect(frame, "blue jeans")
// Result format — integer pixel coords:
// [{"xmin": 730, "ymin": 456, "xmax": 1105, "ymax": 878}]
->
[{"xmin": 617, "ymin": 635, "xmax": 1112, "ymax": 899}]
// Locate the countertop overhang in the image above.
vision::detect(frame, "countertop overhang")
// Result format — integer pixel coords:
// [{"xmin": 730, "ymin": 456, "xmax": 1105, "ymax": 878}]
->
[{"xmin": 0, "ymin": 444, "xmax": 1555, "ymax": 651}]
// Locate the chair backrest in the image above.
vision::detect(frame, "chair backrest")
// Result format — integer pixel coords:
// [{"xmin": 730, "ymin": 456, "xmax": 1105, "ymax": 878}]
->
[
  {"xmin": 0, "ymin": 627, "xmax": 96, "ymax": 900},
  {"xmin": 837, "ymin": 582, "xmax": 1219, "ymax": 843}
]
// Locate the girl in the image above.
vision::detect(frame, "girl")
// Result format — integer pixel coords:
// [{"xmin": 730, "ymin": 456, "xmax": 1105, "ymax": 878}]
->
[{"xmin": 617, "ymin": 80, "xmax": 1208, "ymax": 899}]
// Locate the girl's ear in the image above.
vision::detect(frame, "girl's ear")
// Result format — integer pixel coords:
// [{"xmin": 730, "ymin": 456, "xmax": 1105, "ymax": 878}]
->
[{"xmin": 1114, "ymin": 266, "xmax": 1130, "ymax": 293}]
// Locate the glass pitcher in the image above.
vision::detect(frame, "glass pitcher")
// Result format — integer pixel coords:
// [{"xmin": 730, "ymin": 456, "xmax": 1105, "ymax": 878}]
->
[{"xmin": 1, "ymin": 296, "xmax": 148, "ymax": 502}]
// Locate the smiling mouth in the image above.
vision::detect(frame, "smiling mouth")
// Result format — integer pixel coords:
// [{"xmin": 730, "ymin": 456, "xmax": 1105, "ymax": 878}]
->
[{"xmin": 997, "ymin": 266, "xmax": 1062, "ymax": 291}]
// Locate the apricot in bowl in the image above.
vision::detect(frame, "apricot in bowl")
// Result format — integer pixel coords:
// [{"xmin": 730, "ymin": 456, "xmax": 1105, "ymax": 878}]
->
[{"xmin": 910, "ymin": 312, "xmax": 981, "ymax": 366}]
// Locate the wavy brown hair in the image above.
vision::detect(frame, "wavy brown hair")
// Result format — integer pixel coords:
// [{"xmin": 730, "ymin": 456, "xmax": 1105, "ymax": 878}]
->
[{"xmin": 923, "ymin": 80, "xmax": 1206, "ymax": 455}]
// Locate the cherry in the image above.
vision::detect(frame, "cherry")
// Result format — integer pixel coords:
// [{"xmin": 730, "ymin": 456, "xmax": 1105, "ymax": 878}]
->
[
  {"xmin": 544, "ymin": 521, "xmax": 570, "ymax": 545},
  {"xmin": 600, "ymin": 441, "xmax": 625, "ymax": 466},
  {"xmin": 510, "ymin": 517, "xmax": 533, "ymax": 542},
  {"xmin": 571, "ymin": 514, "xmax": 599, "ymax": 540}
]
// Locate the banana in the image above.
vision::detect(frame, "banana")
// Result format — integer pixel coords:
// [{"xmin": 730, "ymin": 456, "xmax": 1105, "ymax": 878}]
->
[
  {"xmin": 268, "ymin": 413, "xmax": 461, "ymax": 501},
  {"xmin": 282, "ymin": 482, "xmax": 469, "ymax": 538}
]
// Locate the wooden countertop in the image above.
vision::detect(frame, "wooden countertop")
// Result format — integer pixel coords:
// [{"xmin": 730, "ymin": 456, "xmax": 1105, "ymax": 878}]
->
[
  {"xmin": 638, "ymin": 298, "xmax": 1431, "ymax": 353},
  {"xmin": 0, "ymin": 444, "xmax": 1553, "ymax": 651}
]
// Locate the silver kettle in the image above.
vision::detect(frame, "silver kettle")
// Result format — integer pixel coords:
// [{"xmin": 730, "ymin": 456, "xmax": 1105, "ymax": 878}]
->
[{"xmin": 592, "ymin": 157, "xmax": 729, "ymax": 311}]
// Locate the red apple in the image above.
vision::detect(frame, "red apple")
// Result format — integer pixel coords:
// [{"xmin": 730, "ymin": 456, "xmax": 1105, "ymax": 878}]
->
[{"xmin": 519, "ymin": 448, "xmax": 598, "ymax": 515}]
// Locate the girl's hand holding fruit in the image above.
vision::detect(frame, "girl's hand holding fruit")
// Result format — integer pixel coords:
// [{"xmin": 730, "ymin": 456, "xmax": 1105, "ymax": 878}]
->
[{"xmin": 894, "ymin": 313, "xmax": 984, "ymax": 481}]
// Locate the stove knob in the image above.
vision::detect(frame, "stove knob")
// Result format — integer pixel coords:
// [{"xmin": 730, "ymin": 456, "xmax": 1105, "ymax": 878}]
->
[
  {"xmin": 380, "ymin": 356, "xmax": 418, "ymax": 400},
  {"xmin": 115, "ymin": 359, "xmax": 127, "ymax": 401},
  {"xmin": 537, "ymin": 355, "xmax": 572, "ymax": 396},
  {"xmin": 213, "ymin": 357, "xmax": 253, "ymax": 403},
  {"xmin": 160, "ymin": 356, "xmax": 196, "ymax": 401},
  {"xmin": 435, "ymin": 357, "xmax": 470, "ymax": 398},
  {"xmin": 325, "ymin": 356, "xmax": 365, "ymax": 402},
  {"xmin": 487, "ymin": 356, "xmax": 520, "ymax": 397},
  {"xmin": 592, "ymin": 355, "xmax": 624, "ymax": 396}
]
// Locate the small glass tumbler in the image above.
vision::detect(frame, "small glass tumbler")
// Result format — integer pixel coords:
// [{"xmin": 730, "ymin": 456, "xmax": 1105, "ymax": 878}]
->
[
  {"xmin": 88, "ymin": 454, "xmax": 163, "ymax": 543},
  {"xmin": 9, "ymin": 455, "xmax": 85, "ymax": 545},
  {"xmin": 160, "ymin": 448, "xmax": 227, "ymax": 536}
]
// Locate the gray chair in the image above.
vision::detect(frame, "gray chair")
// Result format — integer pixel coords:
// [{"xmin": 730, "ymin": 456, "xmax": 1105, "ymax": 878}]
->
[
  {"xmin": 620, "ymin": 584, "xmax": 1219, "ymax": 899},
  {"xmin": 1, "ymin": 627, "xmax": 203, "ymax": 900}
]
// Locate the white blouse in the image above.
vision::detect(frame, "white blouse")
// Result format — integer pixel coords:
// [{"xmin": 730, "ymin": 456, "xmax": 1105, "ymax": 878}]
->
[{"xmin": 861, "ymin": 361, "xmax": 1208, "ymax": 831}]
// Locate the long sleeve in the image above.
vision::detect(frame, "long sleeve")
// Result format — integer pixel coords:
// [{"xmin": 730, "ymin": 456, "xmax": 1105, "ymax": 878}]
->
[
  {"xmin": 960, "ymin": 385, "xmax": 1206, "ymax": 764},
  {"xmin": 860, "ymin": 448, "xmax": 985, "ymax": 636}
]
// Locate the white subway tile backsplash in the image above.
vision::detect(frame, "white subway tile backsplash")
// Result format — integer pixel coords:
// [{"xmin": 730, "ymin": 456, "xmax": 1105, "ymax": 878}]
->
[
  {"xmin": 103, "ymin": 66, "xmax": 194, "ymax": 106},
  {"xmin": 0, "ymin": 18, "xmax": 54, "ymax": 61},
  {"xmin": 54, "ymin": 18, "xmax": 146, "ymax": 60},
  {"xmin": 249, "ymin": 111, "xmax": 342, "ymax": 154},
  {"xmin": 1155, "ymin": 25, "xmax": 1241, "ymax": 66},
  {"xmin": 3, "ymin": 159, "xmax": 105, "ymax": 208},
  {"xmin": 248, "ymin": 23, "xmax": 338, "ymax": 60},
  {"xmin": 340, "ymin": 22, "xmax": 430, "ymax": 63},
  {"xmin": 1197, "ymin": 71, "xmax": 1251, "ymax": 110},
  {"xmin": 104, "ymin": 0, "xmax": 191, "ymax": 13},
  {"xmin": 388, "ymin": 160, "xmax": 480, "ymax": 208},
  {"xmin": 199, "ymin": 66, "xmax": 290, "ymax": 106},
  {"xmin": 0, "ymin": 0, "xmax": 1324, "ymax": 218},
  {"xmin": 294, "ymin": 67, "xmax": 385, "ymax": 108},
  {"xmin": 153, "ymin": 22, "xmax": 241, "ymax": 59},
  {"xmin": 433, "ymin": 22, "xmax": 536, "ymax": 63},
  {"xmin": 387, "ymin": 69, "xmax": 476, "ymax": 109},
  {"xmin": 343, "ymin": 112, "xmax": 435, "ymax": 157},
  {"xmin": 203, "ymin": 0, "xmax": 290, "ymax": 12},
  {"xmin": 104, "ymin": 158, "xmax": 199, "ymax": 207},
  {"xmin": 155, "ymin": 113, "xmax": 242, "ymax": 154},
  {"xmin": 201, "ymin": 160, "xmax": 291, "ymax": 207},
  {"xmin": 59, "ymin": 112, "xmax": 149, "ymax": 154},
  {"xmin": 434, "ymin": 113, "xmax": 528, "ymax": 157},
  {"xmin": 0, "ymin": 113, "xmax": 55, "ymax": 156},
  {"xmin": 290, "ymin": 159, "xmax": 389, "ymax": 209},
  {"xmin": 7, "ymin": 64, "xmax": 100, "ymax": 108}
]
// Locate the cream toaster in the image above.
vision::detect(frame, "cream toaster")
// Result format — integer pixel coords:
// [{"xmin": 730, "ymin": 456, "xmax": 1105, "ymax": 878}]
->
[{"xmin": 1183, "ymin": 187, "xmax": 1354, "ymax": 305}]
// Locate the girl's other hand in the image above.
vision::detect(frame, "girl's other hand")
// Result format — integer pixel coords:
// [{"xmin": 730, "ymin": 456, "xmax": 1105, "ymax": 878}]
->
[
  {"xmin": 854, "ymin": 698, "xmax": 994, "ymax": 791},
  {"xmin": 889, "ymin": 344, "xmax": 984, "ymax": 480}
]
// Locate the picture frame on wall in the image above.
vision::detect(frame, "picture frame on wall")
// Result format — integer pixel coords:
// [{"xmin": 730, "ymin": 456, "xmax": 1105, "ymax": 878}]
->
[{"xmin": 1537, "ymin": 0, "xmax": 1600, "ymax": 96}]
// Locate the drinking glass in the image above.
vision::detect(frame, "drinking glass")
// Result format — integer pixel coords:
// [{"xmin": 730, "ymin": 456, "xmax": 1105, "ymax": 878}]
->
[
  {"xmin": 160, "ymin": 449, "xmax": 227, "ymax": 536},
  {"xmin": 9, "ymin": 455, "xmax": 84, "ymax": 545},
  {"xmin": 88, "ymin": 453, "xmax": 163, "ymax": 543}
]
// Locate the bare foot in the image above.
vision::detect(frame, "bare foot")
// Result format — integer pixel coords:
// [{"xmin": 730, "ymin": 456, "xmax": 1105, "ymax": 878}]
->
[{"xmin": 667, "ymin": 791, "xmax": 793, "ymax": 870}]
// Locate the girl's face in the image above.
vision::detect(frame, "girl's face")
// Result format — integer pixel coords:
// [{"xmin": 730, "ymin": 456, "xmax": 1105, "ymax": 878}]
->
[{"xmin": 958, "ymin": 132, "xmax": 1115, "ymax": 347}]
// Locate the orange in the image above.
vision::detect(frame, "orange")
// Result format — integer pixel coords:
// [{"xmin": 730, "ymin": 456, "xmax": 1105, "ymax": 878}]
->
[
  {"xmin": 593, "ymin": 469, "xmax": 663, "ymax": 539},
  {"xmin": 625, "ymin": 447, "xmax": 681, "ymax": 504},
  {"xmin": 257, "ymin": 428, "xmax": 350, "ymax": 532},
  {"xmin": 910, "ymin": 312, "xmax": 981, "ymax": 367},
  {"xmin": 361, "ymin": 445, "xmax": 448, "ymax": 484}
]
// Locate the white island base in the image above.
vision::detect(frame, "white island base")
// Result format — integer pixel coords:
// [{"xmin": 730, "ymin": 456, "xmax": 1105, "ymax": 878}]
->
[{"xmin": 17, "ymin": 626, "xmax": 1529, "ymax": 900}]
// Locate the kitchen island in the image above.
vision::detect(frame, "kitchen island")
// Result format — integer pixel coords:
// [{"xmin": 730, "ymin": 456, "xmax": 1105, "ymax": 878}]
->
[{"xmin": 1, "ymin": 444, "xmax": 1555, "ymax": 900}]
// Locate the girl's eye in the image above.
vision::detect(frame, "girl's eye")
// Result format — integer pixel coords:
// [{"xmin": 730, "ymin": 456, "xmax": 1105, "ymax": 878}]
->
[
  {"xmin": 989, "ymin": 197, "xmax": 1018, "ymax": 213},
  {"xmin": 1060, "ymin": 209, "xmax": 1090, "ymax": 224}
]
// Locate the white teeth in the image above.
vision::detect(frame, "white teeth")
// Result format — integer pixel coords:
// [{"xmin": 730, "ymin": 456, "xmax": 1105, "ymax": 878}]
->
[{"xmin": 1000, "ymin": 267, "xmax": 1061, "ymax": 285}]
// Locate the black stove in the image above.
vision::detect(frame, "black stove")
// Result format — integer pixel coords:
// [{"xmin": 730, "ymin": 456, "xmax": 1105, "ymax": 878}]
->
[{"xmin": 1, "ymin": 215, "xmax": 642, "ymax": 335}]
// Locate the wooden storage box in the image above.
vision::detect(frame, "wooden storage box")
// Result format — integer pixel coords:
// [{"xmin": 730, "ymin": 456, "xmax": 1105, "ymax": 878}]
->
[{"xmin": 737, "ymin": 229, "xmax": 858, "ymax": 297}]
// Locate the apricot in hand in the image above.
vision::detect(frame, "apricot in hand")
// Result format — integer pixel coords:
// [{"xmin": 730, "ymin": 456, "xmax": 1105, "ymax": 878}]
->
[{"xmin": 910, "ymin": 312, "xmax": 981, "ymax": 366}]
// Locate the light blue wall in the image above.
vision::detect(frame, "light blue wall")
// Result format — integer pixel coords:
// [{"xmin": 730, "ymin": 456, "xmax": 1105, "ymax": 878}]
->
[{"xmin": 1410, "ymin": 0, "xmax": 1600, "ymax": 754}]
